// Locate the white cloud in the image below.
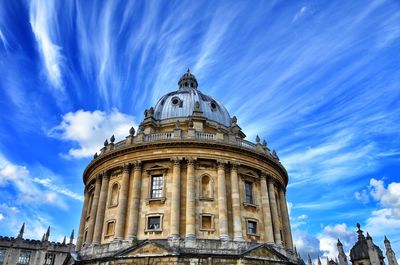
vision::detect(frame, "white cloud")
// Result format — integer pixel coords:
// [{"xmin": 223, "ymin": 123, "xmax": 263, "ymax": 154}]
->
[
  {"xmin": 318, "ymin": 223, "xmax": 356, "ymax": 259},
  {"xmin": 364, "ymin": 178, "xmax": 400, "ymax": 236},
  {"xmin": 49, "ymin": 109, "xmax": 136, "ymax": 158},
  {"xmin": 0, "ymin": 213, "xmax": 4, "ymax": 221},
  {"xmin": 354, "ymin": 189, "xmax": 370, "ymax": 204},
  {"xmin": 0, "ymin": 154, "xmax": 78, "ymax": 207},
  {"xmin": 29, "ymin": 0, "xmax": 64, "ymax": 90},
  {"xmin": 293, "ymin": 229, "xmax": 321, "ymax": 260}
]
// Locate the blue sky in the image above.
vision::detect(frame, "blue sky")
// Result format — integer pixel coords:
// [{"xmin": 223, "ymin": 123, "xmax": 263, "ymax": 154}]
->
[{"xmin": 0, "ymin": 0, "xmax": 399, "ymax": 261}]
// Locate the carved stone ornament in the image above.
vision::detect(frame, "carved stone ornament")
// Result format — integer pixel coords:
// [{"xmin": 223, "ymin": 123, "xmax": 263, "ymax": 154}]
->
[
  {"xmin": 194, "ymin": 101, "xmax": 200, "ymax": 111},
  {"xmin": 231, "ymin": 116, "xmax": 237, "ymax": 124},
  {"xmin": 172, "ymin": 157, "xmax": 181, "ymax": 165},
  {"xmin": 129, "ymin": 126, "xmax": 135, "ymax": 136},
  {"xmin": 262, "ymin": 140, "xmax": 267, "ymax": 146},
  {"xmin": 93, "ymin": 152, "xmax": 98, "ymax": 159},
  {"xmin": 188, "ymin": 119, "xmax": 194, "ymax": 128},
  {"xmin": 110, "ymin": 135, "xmax": 115, "ymax": 143},
  {"xmin": 255, "ymin": 135, "xmax": 260, "ymax": 143},
  {"xmin": 132, "ymin": 161, "xmax": 142, "ymax": 170},
  {"xmin": 104, "ymin": 139, "xmax": 109, "ymax": 146},
  {"xmin": 175, "ymin": 120, "xmax": 181, "ymax": 129}
]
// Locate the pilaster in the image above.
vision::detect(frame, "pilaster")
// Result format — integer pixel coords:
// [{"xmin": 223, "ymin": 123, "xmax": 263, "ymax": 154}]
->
[
  {"xmin": 114, "ymin": 163, "xmax": 131, "ymax": 240},
  {"xmin": 92, "ymin": 171, "xmax": 110, "ymax": 244},
  {"xmin": 230, "ymin": 162, "xmax": 243, "ymax": 241},
  {"xmin": 185, "ymin": 158, "xmax": 196, "ymax": 239},
  {"xmin": 260, "ymin": 173, "xmax": 274, "ymax": 243},
  {"xmin": 127, "ymin": 161, "xmax": 142, "ymax": 240},
  {"xmin": 267, "ymin": 175, "xmax": 282, "ymax": 244},
  {"xmin": 279, "ymin": 187, "xmax": 293, "ymax": 249},
  {"xmin": 217, "ymin": 160, "xmax": 229, "ymax": 240},
  {"xmin": 170, "ymin": 158, "xmax": 181, "ymax": 239},
  {"xmin": 86, "ymin": 174, "xmax": 102, "ymax": 244}
]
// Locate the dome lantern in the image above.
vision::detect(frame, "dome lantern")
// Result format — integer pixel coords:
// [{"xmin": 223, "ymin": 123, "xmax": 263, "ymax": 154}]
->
[{"xmin": 178, "ymin": 68, "xmax": 198, "ymax": 89}]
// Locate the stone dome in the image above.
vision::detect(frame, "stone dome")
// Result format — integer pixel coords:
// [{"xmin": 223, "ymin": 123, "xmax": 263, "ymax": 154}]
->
[{"xmin": 153, "ymin": 69, "xmax": 232, "ymax": 127}]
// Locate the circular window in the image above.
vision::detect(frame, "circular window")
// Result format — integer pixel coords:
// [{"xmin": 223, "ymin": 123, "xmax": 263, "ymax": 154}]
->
[
  {"xmin": 210, "ymin": 102, "xmax": 217, "ymax": 110},
  {"xmin": 171, "ymin": 97, "xmax": 180, "ymax": 106}
]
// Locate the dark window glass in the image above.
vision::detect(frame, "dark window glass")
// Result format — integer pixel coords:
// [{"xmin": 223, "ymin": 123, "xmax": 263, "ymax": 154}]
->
[
  {"xmin": 245, "ymin": 181, "xmax": 253, "ymax": 204},
  {"xmin": 148, "ymin": 216, "xmax": 161, "ymax": 230},
  {"xmin": 151, "ymin": 175, "xmax": 163, "ymax": 198},
  {"xmin": 201, "ymin": 216, "xmax": 212, "ymax": 229},
  {"xmin": 247, "ymin": 221, "xmax": 257, "ymax": 235}
]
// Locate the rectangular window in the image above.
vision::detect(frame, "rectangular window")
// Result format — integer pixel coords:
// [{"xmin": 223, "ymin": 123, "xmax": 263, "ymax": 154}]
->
[
  {"xmin": 45, "ymin": 253, "xmax": 55, "ymax": 265},
  {"xmin": 18, "ymin": 251, "xmax": 30, "ymax": 265},
  {"xmin": 201, "ymin": 215, "xmax": 213, "ymax": 230},
  {"xmin": 247, "ymin": 220, "xmax": 257, "ymax": 235},
  {"xmin": 245, "ymin": 181, "xmax": 253, "ymax": 204},
  {"xmin": 0, "ymin": 248, "xmax": 5, "ymax": 262},
  {"xmin": 151, "ymin": 175, "xmax": 163, "ymax": 198},
  {"xmin": 106, "ymin": 221, "xmax": 115, "ymax": 235},
  {"xmin": 147, "ymin": 216, "xmax": 161, "ymax": 230}
]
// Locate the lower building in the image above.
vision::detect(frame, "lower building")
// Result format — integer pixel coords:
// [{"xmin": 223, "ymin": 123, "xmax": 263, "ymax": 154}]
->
[{"xmin": 0, "ymin": 224, "xmax": 74, "ymax": 265}]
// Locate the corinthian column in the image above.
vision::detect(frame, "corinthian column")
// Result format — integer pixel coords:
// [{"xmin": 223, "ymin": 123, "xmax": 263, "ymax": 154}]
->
[
  {"xmin": 279, "ymin": 187, "xmax": 293, "ymax": 249},
  {"xmin": 115, "ymin": 164, "xmax": 131, "ymax": 240},
  {"xmin": 260, "ymin": 173, "xmax": 274, "ymax": 243},
  {"xmin": 217, "ymin": 160, "xmax": 229, "ymax": 240},
  {"xmin": 86, "ymin": 175, "xmax": 102, "ymax": 244},
  {"xmin": 267, "ymin": 176, "xmax": 282, "ymax": 244},
  {"xmin": 230, "ymin": 163, "xmax": 243, "ymax": 241},
  {"xmin": 185, "ymin": 158, "xmax": 196, "ymax": 239},
  {"xmin": 170, "ymin": 158, "xmax": 181, "ymax": 238},
  {"xmin": 127, "ymin": 161, "xmax": 142, "ymax": 240},
  {"xmin": 76, "ymin": 189, "xmax": 89, "ymax": 251},
  {"xmin": 92, "ymin": 171, "xmax": 110, "ymax": 244}
]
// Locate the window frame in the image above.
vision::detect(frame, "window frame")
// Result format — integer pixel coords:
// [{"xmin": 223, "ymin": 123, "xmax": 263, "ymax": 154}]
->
[
  {"xmin": 44, "ymin": 252, "xmax": 56, "ymax": 265},
  {"xmin": 104, "ymin": 219, "xmax": 116, "ymax": 237},
  {"xmin": 245, "ymin": 218, "xmax": 259, "ymax": 237},
  {"xmin": 199, "ymin": 213, "xmax": 215, "ymax": 232},
  {"xmin": 17, "ymin": 250, "xmax": 31, "ymax": 265},
  {"xmin": 244, "ymin": 181, "xmax": 253, "ymax": 204},
  {"xmin": 240, "ymin": 171, "xmax": 260, "ymax": 209},
  {"xmin": 146, "ymin": 165, "xmax": 168, "ymax": 203},
  {"xmin": 150, "ymin": 175, "xmax": 163, "ymax": 199},
  {"xmin": 145, "ymin": 213, "xmax": 164, "ymax": 232}
]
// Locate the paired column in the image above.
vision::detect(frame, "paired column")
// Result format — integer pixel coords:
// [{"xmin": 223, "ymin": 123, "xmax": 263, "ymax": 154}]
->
[
  {"xmin": 115, "ymin": 164, "xmax": 131, "ymax": 240},
  {"xmin": 279, "ymin": 188, "xmax": 293, "ymax": 249},
  {"xmin": 76, "ymin": 189, "xmax": 89, "ymax": 251},
  {"xmin": 127, "ymin": 161, "xmax": 142, "ymax": 240},
  {"xmin": 86, "ymin": 175, "xmax": 102, "ymax": 244},
  {"xmin": 267, "ymin": 176, "xmax": 282, "ymax": 244},
  {"xmin": 260, "ymin": 173, "xmax": 274, "ymax": 243},
  {"xmin": 230, "ymin": 163, "xmax": 243, "ymax": 241},
  {"xmin": 185, "ymin": 158, "xmax": 196, "ymax": 239},
  {"xmin": 217, "ymin": 160, "xmax": 229, "ymax": 240},
  {"xmin": 170, "ymin": 158, "xmax": 181, "ymax": 238},
  {"xmin": 92, "ymin": 171, "xmax": 110, "ymax": 244}
]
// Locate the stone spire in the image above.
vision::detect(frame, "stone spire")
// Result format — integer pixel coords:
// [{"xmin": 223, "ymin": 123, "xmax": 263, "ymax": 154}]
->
[
  {"xmin": 366, "ymin": 231, "xmax": 381, "ymax": 265},
  {"xmin": 69, "ymin": 229, "xmax": 74, "ymax": 244},
  {"xmin": 178, "ymin": 68, "xmax": 198, "ymax": 89},
  {"xmin": 17, "ymin": 223, "xmax": 25, "ymax": 239},
  {"xmin": 308, "ymin": 254, "xmax": 313, "ymax": 265},
  {"xmin": 318, "ymin": 256, "xmax": 322, "ymax": 265},
  {"xmin": 356, "ymin": 223, "xmax": 365, "ymax": 241},
  {"xmin": 44, "ymin": 226, "xmax": 50, "ymax": 241},
  {"xmin": 337, "ymin": 239, "xmax": 348, "ymax": 265},
  {"xmin": 62, "ymin": 236, "xmax": 66, "ymax": 244},
  {"xmin": 384, "ymin": 236, "xmax": 398, "ymax": 265}
]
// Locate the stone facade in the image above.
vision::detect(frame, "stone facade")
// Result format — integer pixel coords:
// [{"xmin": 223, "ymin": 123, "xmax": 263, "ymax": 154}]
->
[
  {"xmin": 0, "ymin": 224, "xmax": 74, "ymax": 265},
  {"xmin": 73, "ymin": 70, "xmax": 303, "ymax": 264}
]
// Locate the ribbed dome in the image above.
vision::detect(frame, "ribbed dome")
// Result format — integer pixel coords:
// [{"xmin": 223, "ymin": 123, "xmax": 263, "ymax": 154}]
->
[{"xmin": 153, "ymin": 70, "xmax": 232, "ymax": 127}]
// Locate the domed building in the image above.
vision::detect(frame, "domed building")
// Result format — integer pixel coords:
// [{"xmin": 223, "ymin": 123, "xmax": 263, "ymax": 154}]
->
[{"xmin": 74, "ymin": 70, "xmax": 303, "ymax": 264}]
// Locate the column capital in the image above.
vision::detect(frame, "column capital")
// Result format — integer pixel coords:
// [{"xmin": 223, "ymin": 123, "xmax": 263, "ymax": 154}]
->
[
  {"xmin": 260, "ymin": 172, "xmax": 268, "ymax": 180},
  {"xmin": 186, "ymin": 157, "xmax": 196, "ymax": 166},
  {"xmin": 122, "ymin": 163, "xmax": 130, "ymax": 173},
  {"xmin": 95, "ymin": 173, "xmax": 102, "ymax": 182},
  {"xmin": 132, "ymin": 161, "xmax": 142, "ymax": 170},
  {"xmin": 172, "ymin": 157, "xmax": 181, "ymax": 166},
  {"xmin": 217, "ymin": 160, "xmax": 226, "ymax": 169},
  {"xmin": 230, "ymin": 162, "xmax": 239, "ymax": 171}
]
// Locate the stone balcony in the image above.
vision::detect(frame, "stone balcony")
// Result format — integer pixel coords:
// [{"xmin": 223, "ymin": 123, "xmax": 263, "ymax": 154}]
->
[{"xmin": 96, "ymin": 128, "xmax": 280, "ymax": 162}]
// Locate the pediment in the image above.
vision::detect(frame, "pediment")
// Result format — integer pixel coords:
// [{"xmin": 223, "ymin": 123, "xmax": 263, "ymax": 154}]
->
[
  {"xmin": 115, "ymin": 241, "xmax": 177, "ymax": 258},
  {"xmin": 242, "ymin": 244, "xmax": 289, "ymax": 262}
]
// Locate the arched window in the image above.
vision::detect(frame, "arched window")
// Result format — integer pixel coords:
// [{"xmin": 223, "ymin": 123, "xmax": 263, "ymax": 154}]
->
[
  {"xmin": 109, "ymin": 183, "xmax": 119, "ymax": 207},
  {"xmin": 200, "ymin": 175, "xmax": 213, "ymax": 199}
]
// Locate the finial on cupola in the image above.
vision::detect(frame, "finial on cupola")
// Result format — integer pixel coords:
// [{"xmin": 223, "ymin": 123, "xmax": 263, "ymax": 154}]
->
[{"xmin": 17, "ymin": 223, "xmax": 25, "ymax": 239}]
